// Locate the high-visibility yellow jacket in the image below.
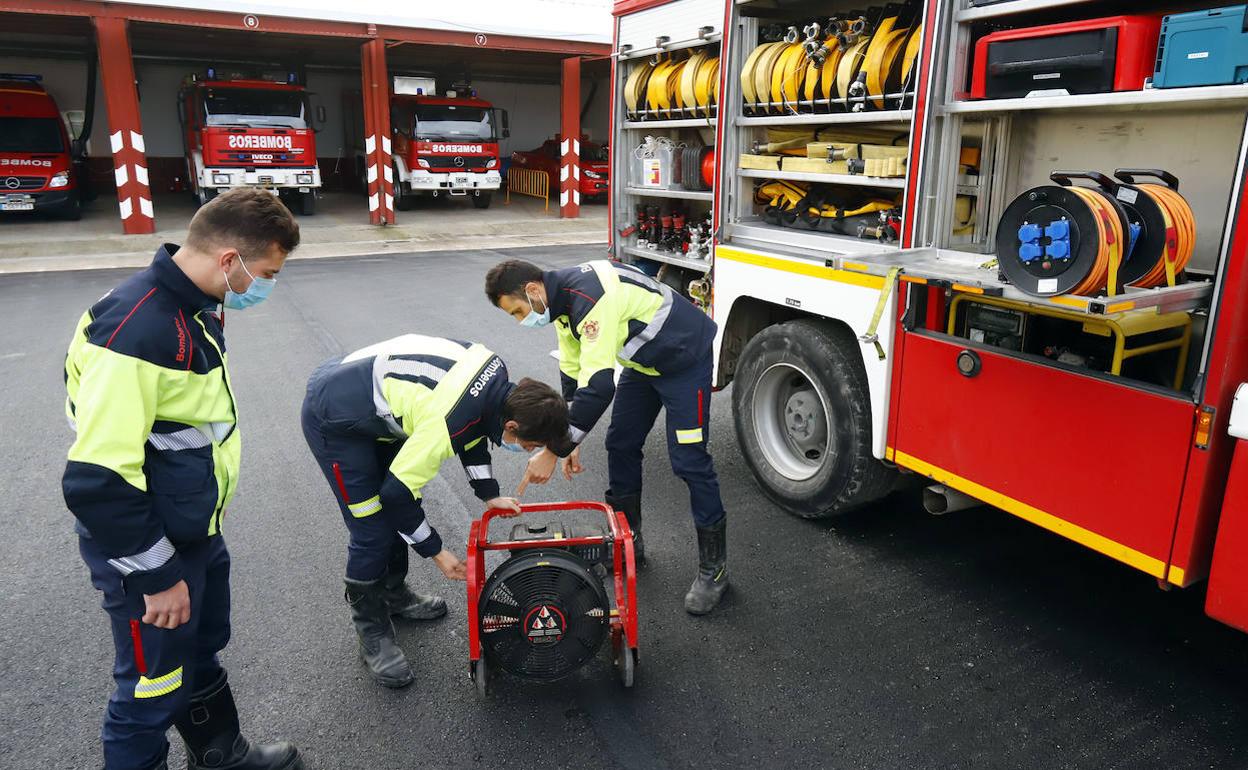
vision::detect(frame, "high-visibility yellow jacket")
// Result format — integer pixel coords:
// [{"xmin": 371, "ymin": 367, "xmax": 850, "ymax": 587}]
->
[
  {"xmin": 316, "ymin": 335, "xmax": 511, "ymax": 556},
  {"xmin": 544, "ymin": 260, "xmax": 717, "ymax": 451},
  {"xmin": 62, "ymin": 245, "xmax": 240, "ymax": 595}
]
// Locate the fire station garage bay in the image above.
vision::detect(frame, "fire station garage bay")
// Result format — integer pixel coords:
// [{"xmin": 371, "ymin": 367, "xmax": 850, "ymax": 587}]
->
[{"xmin": 0, "ymin": 1, "xmax": 611, "ymax": 257}]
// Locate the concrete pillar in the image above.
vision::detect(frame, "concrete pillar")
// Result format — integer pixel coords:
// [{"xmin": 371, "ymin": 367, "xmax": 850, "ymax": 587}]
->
[
  {"xmin": 560, "ymin": 56, "xmax": 581, "ymax": 219},
  {"xmin": 93, "ymin": 16, "xmax": 154, "ymax": 234},
  {"xmin": 360, "ymin": 38, "xmax": 394, "ymax": 225}
]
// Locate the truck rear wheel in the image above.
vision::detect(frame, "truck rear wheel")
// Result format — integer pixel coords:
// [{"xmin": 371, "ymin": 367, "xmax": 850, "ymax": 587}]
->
[
  {"xmin": 732, "ymin": 318, "xmax": 894, "ymax": 519},
  {"xmin": 472, "ymin": 192, "xmax": 492, "ymax": 209},
  {"xmin": 197, "ymin": 188, "xmax": 218, "ymax": 208},
  {"xmin": 297, "ymin": 190, "xmax": 316, "ymax": 216}
]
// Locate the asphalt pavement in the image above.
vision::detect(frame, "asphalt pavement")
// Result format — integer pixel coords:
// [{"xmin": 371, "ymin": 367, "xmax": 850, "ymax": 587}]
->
[{"xmin": 3, "ymin": 244, "xmax": 1248, "ymax": 770}]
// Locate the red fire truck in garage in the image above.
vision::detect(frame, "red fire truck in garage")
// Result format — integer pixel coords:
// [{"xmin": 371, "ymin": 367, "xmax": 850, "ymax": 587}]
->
[
  {"xmin": 0, "ymin": 73, "xmax": 84, "ymax": 219},
  {"xmin": 179, "ymin": 69, "xmax": 320, "ymax": 215},
  {"xmin": 388, "ymin": 78, "xmax": 508, "ymax": 210},
  {"xmin": 609, "ymin": 0, "xmax": 1248, "ymax": 635}
]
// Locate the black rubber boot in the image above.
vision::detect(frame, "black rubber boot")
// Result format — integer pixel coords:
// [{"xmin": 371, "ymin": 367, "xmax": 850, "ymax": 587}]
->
[
  {"xmin": 605, "ymin": 491, "xmax": 645, "ymax": 565},
  {"xmin": 344, "ymin": 578, "xmax": 415, "ymax": 688},
  {"xmin": 684, "ymin": 518, "xmax": 729, "ymax": 615},
  {"xmin": 383, "ymin": 541, "xmax": 447, "ymax": 621},
  {"xmin": 173, "ymin": 671, "xmax": 302, "ymax": 770}
]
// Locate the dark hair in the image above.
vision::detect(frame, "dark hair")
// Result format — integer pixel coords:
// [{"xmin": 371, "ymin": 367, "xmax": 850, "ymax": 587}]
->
[
  {"xmin": 186, "ymin": 187, "xmax": 301, "ymax": 258},
  {"xmin": 503, "ymin": 377, "xmax": 569, "ymax": 447},
  {"xmin": 485, "ymin": 260, "xmax": 544, "ymax": 306}
]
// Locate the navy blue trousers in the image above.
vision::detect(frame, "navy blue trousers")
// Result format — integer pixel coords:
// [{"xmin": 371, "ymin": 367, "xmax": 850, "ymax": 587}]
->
[
  {"xmin": 301, "ymin": 358, "xmax": 410, "ymax": 582},
  {"xmin": 80, "ymin": 534, "xmax": 230, "ymax": 770},
  {"xmin": 605, "ymin": 349, "xmax": 726, "ymax": 528}
]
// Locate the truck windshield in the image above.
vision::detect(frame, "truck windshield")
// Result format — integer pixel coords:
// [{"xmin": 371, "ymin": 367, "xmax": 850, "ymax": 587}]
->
[
  {"xmin": 413, "ymin": 105, "xmax": 495, "ymax": 141},
  {"xmin": 0, "ymin": 117, "xmax": 65, "ymax": 153},
  {"xmin": 203, "ymin": 88, "xmax": 307, "ymax": 129}
]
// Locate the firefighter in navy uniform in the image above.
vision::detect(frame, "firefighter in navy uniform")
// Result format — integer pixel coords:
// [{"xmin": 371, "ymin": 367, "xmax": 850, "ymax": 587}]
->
[
  {"xmin": 300, "ymin": 334, "xmax": 570, "ymax": 687},
  {"xmin": 485, "ymin": 259, "xmax": 729, "ymax": 615},
  {"xmin": 62, "ymin": 189, "xmax": 303, "ymax": 770}
]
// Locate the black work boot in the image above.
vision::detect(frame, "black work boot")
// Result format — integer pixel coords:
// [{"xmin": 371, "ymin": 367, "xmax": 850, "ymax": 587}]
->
[
  {"xmin": 173, "ymin": 671, "xmax": 302, "ymax": 770},
  {"xmin": 383, "ymin": 540, "xmax": 447, "ymax": 621},
  {"xmin": 383, "ymin": 575, "xmax": 448, "ymax": 621},
  {"xmin": 605, "ymin": 491, "xmax": 645, "ymax": 565},
  {"xmin": 684, "ymin": 518, "xmax": 729, "ymax": 615},
  {"xmin": 344, "ymin": 578, "xmax": 415, "ymax": 688}
]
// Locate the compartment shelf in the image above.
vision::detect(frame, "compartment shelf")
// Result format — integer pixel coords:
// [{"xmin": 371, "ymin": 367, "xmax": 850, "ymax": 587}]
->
[
  {"xmin": 622, "ymin": 116, "xmax": 718, "ymax": 129},
  {"xmin": 946, "ymin": 84, "xmax": 1248, "ymax": 115},
  {"xmin": 953, "ymin": 0, "xmax": 1094, "ymax": 23},
  {"xmin": 623, "ymin": 186, "xmax": 715, "ymax": 201},
  {"xmin": 738, "ymin": 167, "xmax": 907, "ymax": 189},
  {"xmin": 620, "ymin": 245, "xmax": 713, "ymax": 273},
  {"xmin": 852, "ymin": 248, "xmax": 1215, "ymax": 315},
  {"xmin": 737, "ymin": 108, "xmax": 914, "ymax": 127},
  {"xmin": 729, "ymin": 220, "xmax": 901, "ymax": 257},
  {"xmin": 617, "ymin": 33, "xmax": 721, "ymax": 62}
]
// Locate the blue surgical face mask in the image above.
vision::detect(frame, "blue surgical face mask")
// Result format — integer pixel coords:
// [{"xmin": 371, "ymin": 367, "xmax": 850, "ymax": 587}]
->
[
  {"xmin": 520, "ymin": 291, "xmax": 551, "ymax": 328},
  {"xmin": 499, "ymin": 440, "xmax": 528, "ymax": 453},
  {"xmin": 223, "ymin": 253, "xmax": 276, "ymax": 311}
]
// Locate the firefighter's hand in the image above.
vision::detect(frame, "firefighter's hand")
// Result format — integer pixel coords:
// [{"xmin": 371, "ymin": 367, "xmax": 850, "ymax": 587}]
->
[
  {"xmin": 143, "ymin": 580, "xmax": 191, "ymax": 630},
  {"xmin": 487, "ymin": 497, "xmax": 523, "ymax": 517},
  {"xmin": 562, "ymin": 447, "xmax": 585, "ymax": 481},
  {"xmin": 519, "ymin": 448, "xmax": 559, "ymax": 494},
  {"xmin": 433, "ymin": 550, "xmax": 468, "ymax": 581}
]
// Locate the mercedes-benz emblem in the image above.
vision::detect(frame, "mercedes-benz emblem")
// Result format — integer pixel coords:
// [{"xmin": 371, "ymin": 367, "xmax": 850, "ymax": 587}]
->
[
  {"xmin": 4, "ymin": 177, "xmax": 19, "ymax": 190},
  {"xmin": 454, "ymin": 156, "xmax": 465, "ymax": 167}
]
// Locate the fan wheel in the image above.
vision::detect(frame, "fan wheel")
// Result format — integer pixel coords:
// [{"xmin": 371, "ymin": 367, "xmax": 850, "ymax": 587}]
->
[{"xmin": 479, "ymin": 549, "xmax": 610, "ymax": 681}]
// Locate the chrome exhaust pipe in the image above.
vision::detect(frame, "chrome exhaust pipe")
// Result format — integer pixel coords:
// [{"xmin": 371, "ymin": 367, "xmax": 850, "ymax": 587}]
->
[{"xmin": 923, "ymin": 484, "xmax": 981, "ymax": 515}]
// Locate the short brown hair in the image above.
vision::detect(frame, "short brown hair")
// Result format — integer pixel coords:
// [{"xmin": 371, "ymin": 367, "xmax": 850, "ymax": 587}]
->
[
  {"xmin": 485, "ymin": 260, "xmax": 544, "ymax": 306},
  {"xmin": 503, "ymin": 377, "xmax": 569, "ymax": 447},
  {"xmin": 186, "ymin": 187, "xmax": 300, "ymax": 257}
]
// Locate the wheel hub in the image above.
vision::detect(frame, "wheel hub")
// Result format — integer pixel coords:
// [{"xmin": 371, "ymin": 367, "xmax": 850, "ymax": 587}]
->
[{"xmin": 752, "ymin": 363, "xmax": 832, "ymax": 481}]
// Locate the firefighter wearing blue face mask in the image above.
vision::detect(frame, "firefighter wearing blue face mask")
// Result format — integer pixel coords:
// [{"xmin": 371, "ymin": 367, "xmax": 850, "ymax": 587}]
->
[
  {"xmin": 62, "ymin": 189, "xmax": 303, "ymax": 770},
  {"xmin": 485, "ymin": 259, "xmax": 730, "ymax": 616},
  {"xmin": 299, "ymin": 335, "xmax": 570, "ymax": 687}
]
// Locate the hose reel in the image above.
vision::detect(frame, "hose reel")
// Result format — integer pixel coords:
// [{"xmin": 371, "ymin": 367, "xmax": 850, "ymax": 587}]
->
[{"xmin": 996, "ymin": 169, "xmax": 1195, "ymax": 298}]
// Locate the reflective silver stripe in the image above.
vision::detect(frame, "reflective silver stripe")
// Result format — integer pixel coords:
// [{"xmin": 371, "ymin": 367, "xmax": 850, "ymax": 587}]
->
[
  {"xmin": 619, "ymin": 289, "xmax": 674, "ymax": 362},
  {"xmin": 148, "ymin": 428, "xmax": 212, "ymax": 451},
  {"xmin": 204, "ymin": 421, "xmax": 231, "ymax": 443},
  {"xmin": 348, "ymin": 495, "xmax": 383, "ymax": 518},
  {"xmin": 399, "ymin": 520, "xmax": 434, "ymax": 545},
  {"xmin": 465, "ymin": 465, "xmax": 493, "ymax": 481},
  {"xmin": 568, "ymin": 425, "xmax": 588, "ymax": 444},
  {"xmin": 108, "ymin": 536, "xmax": 176, "ymax": 575}
]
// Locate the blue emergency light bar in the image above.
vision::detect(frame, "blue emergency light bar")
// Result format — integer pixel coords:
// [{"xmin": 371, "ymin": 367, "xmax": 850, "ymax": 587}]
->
[{"xmin": 0, "ymin": 73, "xmax": 43, "ymax": 82}]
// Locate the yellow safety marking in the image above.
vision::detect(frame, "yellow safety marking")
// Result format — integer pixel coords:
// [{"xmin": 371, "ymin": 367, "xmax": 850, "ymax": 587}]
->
[
  {"xmin": 716, "ymin": 246, "xmax": 886, "ymax": 290},
  {"xmin": 1048, "ymin": 296, "xmax": 1089, "ymax": 309},
  {"xmin": 843, "ymin": 261, "xmax": 869, "ymax": 273},
  {"xmin": 884, "ymin": 446, "xmax": 896, "ymax": 462},
  {"xmin": 892, "ymin": 449, "xmax": 1167, "ymax": 578},
  {"xmin": 1104, "ymin": 301, "xmax": 1136, "ymax": 314},
  {"xmin": 901, "ymin": 276, "xmax": 927, "ymax": 285},
  {"xmin": 135, "ymin": 666, "xmax": 184, "ymax": 699},
  {"xmin": 348, "ymin": 495, "xmax": 382, "ymax": 519},
  {"xmin": 676, "ymin": 428, "xmax": 704, "ymax": 444},
  {"xmin": 950, "ymin": 284, "xmax": 984, "ymax": 295},
  {"xmin": 1167, "ymin": 564, "xmax": 1187, "ymax": 586}
]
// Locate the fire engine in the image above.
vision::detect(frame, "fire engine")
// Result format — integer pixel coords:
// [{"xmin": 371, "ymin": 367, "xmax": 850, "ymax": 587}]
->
[
  {"xmin": 388, "ymin": 77, "xmax": 509, "ymax": 210},
  {"xmin": 178, "ymin": 68, "xmax": 320, "ymax": 215},
  {"xmin": 0, "ymin": 73, "xmax": 85, "ymax": 220},
  {"xmin": 610, "ymin": 0, "xmax": 1248, "ymax": 634}
]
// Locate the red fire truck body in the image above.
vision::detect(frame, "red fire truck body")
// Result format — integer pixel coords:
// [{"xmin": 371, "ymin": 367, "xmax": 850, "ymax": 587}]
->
[
  {"xmin": 0, "ymin": 74, "xmax": 81, "ymax": 219},
  {"xmin": 179, "ymin": 74, "xmax": 319, "ymax": 214}
]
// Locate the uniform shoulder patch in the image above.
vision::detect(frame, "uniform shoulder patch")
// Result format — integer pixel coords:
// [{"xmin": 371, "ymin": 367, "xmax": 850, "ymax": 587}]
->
[{"xmin": 582, "ymin": 319, "xmax": 600, "ymax": 341}]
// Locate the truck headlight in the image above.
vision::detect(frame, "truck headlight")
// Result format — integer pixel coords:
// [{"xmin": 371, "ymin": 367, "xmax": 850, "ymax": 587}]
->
[
  {"xmin": 212, "ymin": 173, "xmax": 231, "ymax": 186},
  {"xmin": 296, "ymin": 173, "xmax": 313, "ymax": 184},
  {"xmin": 49, "ymin": 171, "xmax": 70, "ymax": 188},
  {"xmin": 584, "ymin": 170, "xmax": 602, "ymax": 180},
  {"xmin": 486, "ymin": 159, "xmax": 498, "ymax": 169},
  {"xmin": 417, "ymin": 159, "xmax": 430, "ymax": 169}
]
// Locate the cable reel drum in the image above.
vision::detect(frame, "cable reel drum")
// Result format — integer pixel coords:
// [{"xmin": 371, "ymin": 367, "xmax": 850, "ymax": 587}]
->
[{"xmin": 996, "ymin": 169, "xmax": 1194, "ymax": 297}]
